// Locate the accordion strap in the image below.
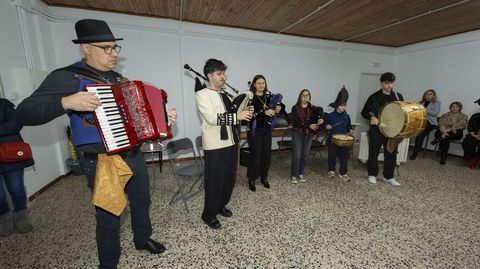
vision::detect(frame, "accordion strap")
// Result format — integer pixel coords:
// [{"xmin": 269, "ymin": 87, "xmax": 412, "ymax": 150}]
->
[{"xmin": 56, "ymin": 66, "xmax": 124, "ymax": 84}]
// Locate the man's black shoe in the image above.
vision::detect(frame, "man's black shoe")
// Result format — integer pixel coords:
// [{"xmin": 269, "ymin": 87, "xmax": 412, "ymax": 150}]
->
[
  {"xmin": 260, "ymin": 179, "xmax": 270, "ymax": 188},
  {"xmin": 136, "ymin": 239, "xmax": 166, "ymax": 254},
  {"xmin": 202, "ymin": 216, "xmax": 221, "ymax": 229},
  {"xmin": 248, "ymin": 180, "xmax": 256, "ymax": 192},
  {"xmin": 219, "ymin": 207, "xmax": 233, "ymax": 218}
]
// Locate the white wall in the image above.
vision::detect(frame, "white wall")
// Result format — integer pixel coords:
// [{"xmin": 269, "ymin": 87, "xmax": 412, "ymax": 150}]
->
[
  {"xmin": 17, "ymin": 0, "xmax": 480, "ymax": 196},
  {"xmin": 395, "ymin": 30, "xmax": 480, "ymax": 155},
  {"xmin": 48, "ymin": 6, "xmax": 396, "ymax": 143},
  {"xmin": 0, "ymin": 0, "xmax": 69, "ymax": 197}
]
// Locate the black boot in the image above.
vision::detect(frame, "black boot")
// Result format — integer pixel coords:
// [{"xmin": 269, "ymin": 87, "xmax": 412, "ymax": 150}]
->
[
  {"xmin": 260, "ymin": 178, "xmax": 270, "ymax": 189},
  {"xmin": 248, "ymin": 179, "xmax": 256, "ymax": 192},
  {"xmin": 440, "ymin": 151, "xmax": 447, "ymax": 165},
  {"xmin": 409, "ymin": 151, "xmax": 418, "ymax": 160}
]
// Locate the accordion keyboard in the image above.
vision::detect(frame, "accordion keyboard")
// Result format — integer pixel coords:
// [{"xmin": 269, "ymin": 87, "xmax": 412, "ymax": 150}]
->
[{"xmin": 86, "ymin": 85, "xmax": 131, "ymax": 152}]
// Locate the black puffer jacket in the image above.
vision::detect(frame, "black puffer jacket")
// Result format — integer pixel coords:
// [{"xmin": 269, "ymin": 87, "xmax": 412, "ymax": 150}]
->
[{"xmin": 0, "ymin": 98, "xmax": 34, "ymax": 173}]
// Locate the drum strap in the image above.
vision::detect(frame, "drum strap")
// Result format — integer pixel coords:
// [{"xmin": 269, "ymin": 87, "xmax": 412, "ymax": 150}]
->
[
  {"xmin": 386, "ymin": 138, "xmax": 403, "ymax": 153},
  {"xmin": 392, "ymin": 90, "xmax": 400, "ymax": 101}
]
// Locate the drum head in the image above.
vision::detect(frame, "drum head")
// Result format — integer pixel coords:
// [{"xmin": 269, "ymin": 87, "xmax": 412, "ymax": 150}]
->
[
  {"xmin": 379, "ymin": 102, "xmax": 405, "ymax": 138},
  {"xmin": 332, "ymin": 134, "xmax": 353, "ymax": 140}
]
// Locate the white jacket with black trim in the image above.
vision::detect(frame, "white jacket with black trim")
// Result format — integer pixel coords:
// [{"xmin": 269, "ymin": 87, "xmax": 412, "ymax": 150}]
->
[{"xmin": 195, "ymin": 88, "xmax": 238, "ymax": 150}]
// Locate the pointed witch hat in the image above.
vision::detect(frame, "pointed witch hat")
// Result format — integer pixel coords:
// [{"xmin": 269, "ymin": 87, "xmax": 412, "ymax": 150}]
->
[{"xmin": 329, "ymin": 85, "xmax": 349, "ymax": 108}]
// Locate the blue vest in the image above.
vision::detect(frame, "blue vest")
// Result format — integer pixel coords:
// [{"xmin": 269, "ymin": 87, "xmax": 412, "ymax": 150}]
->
[{"xmin": 67, "ymin": 62, "xmax": 104, "ymax": 147}]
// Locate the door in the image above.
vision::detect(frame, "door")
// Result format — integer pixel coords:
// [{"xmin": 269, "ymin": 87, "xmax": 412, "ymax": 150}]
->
[{"xmin": 356, "ymin": 73, "xmax": 381, "ymax": 135}]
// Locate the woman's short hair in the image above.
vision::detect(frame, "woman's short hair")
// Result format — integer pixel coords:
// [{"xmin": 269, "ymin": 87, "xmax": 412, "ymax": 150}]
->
[{"xmin": 449, "ymin": 101, "xmax": 463, "ymax": 111}]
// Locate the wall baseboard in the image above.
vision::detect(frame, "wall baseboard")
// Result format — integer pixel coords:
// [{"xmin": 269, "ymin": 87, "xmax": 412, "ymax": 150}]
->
[{"xmin": 28, "ymin": 171, "xmax": 72, "ymax": 201}]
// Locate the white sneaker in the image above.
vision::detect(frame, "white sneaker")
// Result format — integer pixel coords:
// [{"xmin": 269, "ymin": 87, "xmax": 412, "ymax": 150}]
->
[
  {"xmin": 384, "ymin": 177, "xmax": 400, "ymax": 187},
  {"xmin": 291, "ymin": 176, "xmax": 298, "ymax": 184},
  {"xmin": 298, "ymin": 175, "xmax": 306, "ymax": 183},
  {"xmin": 339, "ymin": 174, "xmax": 350, "ymax": 182},
  {"xmin": 368, "ymin": 176, "xmax": 377, "ymax": 184},
  {"xmin": 327, "ymin": 171, "xmax": 335, "ymax": 179}
]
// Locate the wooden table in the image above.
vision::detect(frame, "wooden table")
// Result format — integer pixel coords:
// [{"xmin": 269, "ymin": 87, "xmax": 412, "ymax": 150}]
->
[{"xmin": 239, "ymin": 127, "xmax": 289, "ymax": 140}]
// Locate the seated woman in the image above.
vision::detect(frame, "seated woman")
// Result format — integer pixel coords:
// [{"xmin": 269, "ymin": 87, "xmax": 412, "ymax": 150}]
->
[
  {"xmin": 432, "ymin": 101, "xmax": 468, "ymax": 164},
  {"xmin": 410, "ymin": 89, "xmax": 441, "ymax": 160},
  {"xmin": 462, "ymin": 98, "xmax": 480, "ymax": 169}
]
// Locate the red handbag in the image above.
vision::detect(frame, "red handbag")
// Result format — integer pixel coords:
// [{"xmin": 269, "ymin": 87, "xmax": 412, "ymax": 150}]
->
[{"xmin": 0, "ymin": 142, "xmax": 33, "ymax": 163}]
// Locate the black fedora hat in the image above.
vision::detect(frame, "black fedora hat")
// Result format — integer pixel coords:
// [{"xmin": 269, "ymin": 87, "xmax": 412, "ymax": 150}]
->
[{"xmin": 72, "ymin": 19, "xmax": 123, "ymax": 44}]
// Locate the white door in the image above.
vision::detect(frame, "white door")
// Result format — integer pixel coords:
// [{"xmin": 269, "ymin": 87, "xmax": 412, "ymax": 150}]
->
[{"xmin": 356, "ymin": 73, "xmax": 381, "ymax": 135}]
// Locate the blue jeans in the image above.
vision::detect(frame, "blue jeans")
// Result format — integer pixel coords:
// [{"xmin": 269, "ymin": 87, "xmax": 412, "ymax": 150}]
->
[
  {"xmin": 0, "ymin": 168, "xmax": 27, "ymax": 215},
  {"xmin": 291, "ymin": 132, "xmax": 313, "ymax": 177}
]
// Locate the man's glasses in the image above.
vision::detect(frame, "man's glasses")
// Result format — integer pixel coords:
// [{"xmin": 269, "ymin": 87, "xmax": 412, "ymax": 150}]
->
[{"xmin": 90, "ymin": 44, "xmax": 121, "ymax": 54}]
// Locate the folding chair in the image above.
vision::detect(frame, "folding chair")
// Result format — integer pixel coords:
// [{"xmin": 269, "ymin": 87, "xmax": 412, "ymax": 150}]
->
[
  {"xmin": 310, "ymin": 130, "xmax": 328, "ymax": 159},
  {"xmin": 141, "ymin": 141, "xmax": 164, "ymax": 173},
  {"xmin": 195, "ymin": 135, "xmax": 204, "ymax": 166},
  {"xmin": 276, "ymin": 128, "xmax": 293, "ymax": 159},
  {"xmin": 166, "ymin": 138, "xmax": 204, "ymax": 213},
  {"xmin": 421, "ymin": 128, "xmax": 437, "ymax": 157}
]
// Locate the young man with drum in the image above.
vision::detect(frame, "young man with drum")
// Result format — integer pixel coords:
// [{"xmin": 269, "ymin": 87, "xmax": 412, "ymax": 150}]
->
[
  {"xmin": 325, "ymin": 87, "xmax": 353, "ymax": 181},
  {"xmin": 361, "ymin": 72, "xmax": 404, "ymax": 186}
]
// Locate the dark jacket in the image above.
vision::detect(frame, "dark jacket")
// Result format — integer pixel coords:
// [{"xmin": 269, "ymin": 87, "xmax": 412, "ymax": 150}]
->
[
  {"xmin": 249, "ymin": 93, "xmax": 272, "ymax": 129},
  {"xmin": 0, "ymin": 99, "xmax": 34, "ymax": 173},
  {"xmin": 467, "ymin": 113, "xmax": 480, "ymax": 135},
  {"xmin": 326, "ymin": 111, "xmax": 352, "ymax": 134},
  {"xmin": 361, "ymin": 89, "xmax": 404, "ymax": 121}
]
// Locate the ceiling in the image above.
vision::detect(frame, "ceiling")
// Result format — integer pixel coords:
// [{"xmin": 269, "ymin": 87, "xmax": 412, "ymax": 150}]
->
[{"xmin": 41, "ymin": 0, "xmax": 480, "ymax": 47}]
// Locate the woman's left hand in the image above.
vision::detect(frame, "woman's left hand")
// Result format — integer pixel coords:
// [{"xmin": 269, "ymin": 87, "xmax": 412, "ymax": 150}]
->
[
  {"xmin": 274, "ymin": 105, "xmax": 281, "ymax": 114},
  {"xmin": 265, "ymin": 109, "xmax": 275, "ymax": 117}
]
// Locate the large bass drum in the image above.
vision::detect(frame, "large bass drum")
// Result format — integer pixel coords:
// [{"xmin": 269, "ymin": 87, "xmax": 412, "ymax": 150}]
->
[{"xmin": 379, "ymin": 101, "xmax": 427, "ymax": 138}]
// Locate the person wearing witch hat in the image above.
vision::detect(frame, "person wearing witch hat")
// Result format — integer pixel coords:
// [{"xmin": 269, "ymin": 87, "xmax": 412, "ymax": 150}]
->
[
  {"xmin": 325, "ymin": 86, "xmax": 352, "ymax": 181},
  {"xmin": 16, "ymin": 19, "xmax": 176, "ymax": 268},
  {"xmin": 361, "ymin": 72, "xmax": 404, "ymax": 187},
  {"xmin": 462, "ymin": 98, "xmax": 480, "ymax": 169}
]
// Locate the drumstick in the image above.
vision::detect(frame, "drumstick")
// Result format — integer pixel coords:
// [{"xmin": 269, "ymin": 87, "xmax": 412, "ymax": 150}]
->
[
  {"xmin": 331, "ymin": 121, "xmax": 345, "ymax": 127},
  {"xmin": 379, "ymin": 123, "xmax": 386, "ymax": 128}
]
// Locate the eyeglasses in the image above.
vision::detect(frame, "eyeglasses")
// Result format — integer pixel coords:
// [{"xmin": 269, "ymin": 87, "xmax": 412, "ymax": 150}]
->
[{"xmin": 90, "ymin": 44, "xmax": 121, "ymax": 54}]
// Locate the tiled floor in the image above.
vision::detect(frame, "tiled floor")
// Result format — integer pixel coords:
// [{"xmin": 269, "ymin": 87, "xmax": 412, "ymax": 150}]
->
[{"xmin": 1, "ymin": 153, "xmax": 479, "ymax": 268}]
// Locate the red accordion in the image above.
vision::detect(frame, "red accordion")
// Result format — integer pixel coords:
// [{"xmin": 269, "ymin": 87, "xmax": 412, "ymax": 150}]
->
[{"xmin": 85, "ymin": 80, "xmax": 172, "ymax": 154}]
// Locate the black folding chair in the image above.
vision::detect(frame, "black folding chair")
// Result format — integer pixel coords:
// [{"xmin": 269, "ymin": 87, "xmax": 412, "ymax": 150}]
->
[
  {"xmin": 195, "ymin": 135, "xmax": 204, "ymax": 166},
  {"xmin": 276, "ymin": 128, "xmax": 293, "ymax": 161},
  {"xmin": 166, "ymin": 138, "xmax": 204, "ymax": 213}
]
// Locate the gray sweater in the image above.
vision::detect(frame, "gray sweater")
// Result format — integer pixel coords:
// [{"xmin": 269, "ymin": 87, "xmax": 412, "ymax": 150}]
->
[{"xmin": 422, "ymin": 100, "xmax": 441, "ymax": 125}]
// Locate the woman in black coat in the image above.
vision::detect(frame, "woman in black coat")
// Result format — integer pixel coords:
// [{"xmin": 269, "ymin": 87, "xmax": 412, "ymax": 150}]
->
[{"xmin": 0, "ymin": 98, "xmax": 34, "ymax": 237}]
